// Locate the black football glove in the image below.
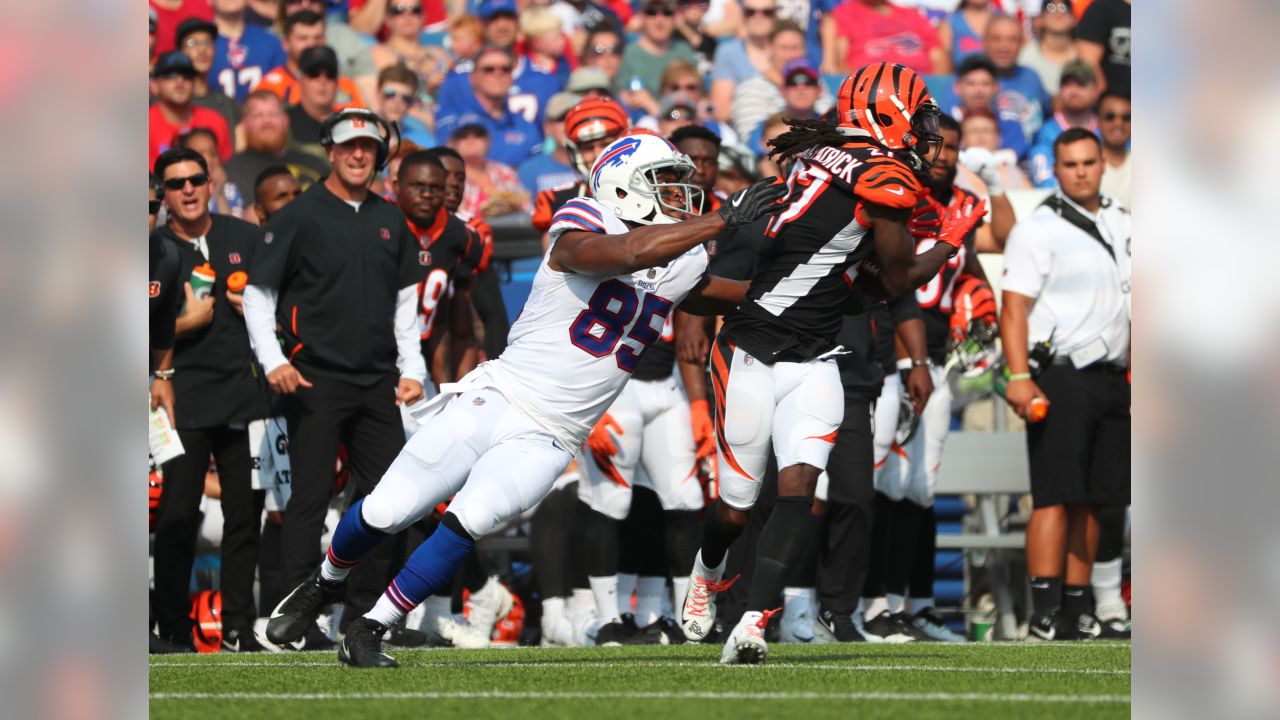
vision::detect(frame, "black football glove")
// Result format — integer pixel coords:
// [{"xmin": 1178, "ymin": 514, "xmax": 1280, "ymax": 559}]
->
[{"xmin": 718, "ymin": 176, "xmax": 787, "ymax": 229}]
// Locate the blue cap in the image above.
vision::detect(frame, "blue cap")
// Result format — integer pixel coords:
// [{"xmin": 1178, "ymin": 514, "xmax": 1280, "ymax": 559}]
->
[{"xmin": 477, "ymin": 0, "xmax": 518, "ymax": 20}]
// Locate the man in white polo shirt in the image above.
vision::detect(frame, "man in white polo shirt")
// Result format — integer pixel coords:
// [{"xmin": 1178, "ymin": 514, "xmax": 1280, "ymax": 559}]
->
[{"xmin": 999, "ymin": 127, "xmax": 1131, "ymax": 641}]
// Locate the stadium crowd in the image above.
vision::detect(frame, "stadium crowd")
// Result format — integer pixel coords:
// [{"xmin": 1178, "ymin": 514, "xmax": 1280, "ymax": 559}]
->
[{"xmin": 148, "ymin": 0, "xmax": 1131, "ymax": 656}]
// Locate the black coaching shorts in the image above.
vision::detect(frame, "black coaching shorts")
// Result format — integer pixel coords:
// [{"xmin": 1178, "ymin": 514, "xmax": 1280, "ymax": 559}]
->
[{"xmin": 1026, "ymin": 363, "xmax": 1131, "ymax": 508}]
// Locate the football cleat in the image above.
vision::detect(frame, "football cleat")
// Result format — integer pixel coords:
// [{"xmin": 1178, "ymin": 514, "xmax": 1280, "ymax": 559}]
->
[
  {"xmin": 719, "ymin": 609, "xmax": 778, "ymax": 665},
  {"xmin": 861, "ymin": 610, "xmax": 915, "ymax": 643},
  {"xmin": 911, "ymin": 608, "xmax": 966, "ymax": 643},
  {"xmin": 385, "ymin": 619, "xmax": 429, "ymax": 648},
  {"xmin": 1095, "ymin": 614, "xmax": 1131, "ymax": 639},
  {"xmin": 817, "ymin": 609, "xmax": 865, "ymax": 643},
  {"xmin": 265, "ymin": 570, "xmax": 346, "ymax": 645},
  {"xmin": 595, "ymin": 613, "xmax": 641, "ymax": 646},
  {"xmin": 680, "ymin": 565, "xmax": 739, "ymax": 642},
  {"xmin": 540, "ymin": 613, "xmax": 578, "ymax": 647},
  {"xmin": 338, "ymin": 617, "xmax": 398, "ymax": 668},
  {"xmin": 149, "ymin": 631, "xmax": 195, "ymax": 654},
  {"xmin": 778, "ymin": 596, "xmax": 816, "ymax": 644},
  {"xmin": 891, "ymin": 612, "xmax": 936, "ymax": 642},
  {"xmin": 1026, "ymin": 612, "xmax": 1074, "ymax": 641},
  {"xmin": 220, "ymin": 627, "xmax": 266, "ymax": 653},
  {"xmin": 464, "ymin": 576, "xmax": 514, "ymax": 640}
]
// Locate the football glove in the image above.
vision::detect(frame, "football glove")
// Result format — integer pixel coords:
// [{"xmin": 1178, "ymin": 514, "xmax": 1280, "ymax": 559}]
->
[
  {"xmin": 718, "ymin": 176, "xmax": 787, "ymax": 229},
  {"xmin": 937, "ymin": 195, "xmax": 987, "ymax": 251}
]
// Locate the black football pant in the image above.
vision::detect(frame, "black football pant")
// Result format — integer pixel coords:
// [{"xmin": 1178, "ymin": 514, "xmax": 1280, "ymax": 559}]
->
[
  {"xmin": 155, "ymin": 426, "xmax": 263, "ymax": 640},
  {"xmin": 816, "ymin": 392, "xmax": 876, "ymax": 615},
  {"xmin": 280, "ymin": 373, "xmax": 405, "ymax": 628}
]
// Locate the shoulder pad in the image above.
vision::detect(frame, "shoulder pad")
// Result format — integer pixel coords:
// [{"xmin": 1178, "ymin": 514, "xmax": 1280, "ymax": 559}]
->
[{"xmin": 852, "ymin": 156, "xmax": 922, "ymax": 210}]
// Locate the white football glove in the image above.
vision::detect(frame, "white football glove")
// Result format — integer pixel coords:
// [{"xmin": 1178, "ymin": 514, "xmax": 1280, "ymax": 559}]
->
[{"xmin": 959, "ymin": 147, "xmax": 1004, "ymax": 197}]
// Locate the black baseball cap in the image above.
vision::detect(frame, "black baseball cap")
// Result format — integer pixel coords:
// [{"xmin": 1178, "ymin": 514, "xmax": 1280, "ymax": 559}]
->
[
  {"xmin": 175, "ymin": 18, "xmax": 218, "ymax": 47},
  {"xmin": 299, "ymin": 45, "xmax": 340, "ymax": 76},
  {"xmin": 152, "ymin": 52, "xmax": 199, "ymax": 78}
]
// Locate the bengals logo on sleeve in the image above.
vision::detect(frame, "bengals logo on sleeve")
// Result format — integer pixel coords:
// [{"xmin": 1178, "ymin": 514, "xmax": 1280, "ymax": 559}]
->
[{"xmin": 852, "ymin": 157, "xmax": 922, "ymax": 210}]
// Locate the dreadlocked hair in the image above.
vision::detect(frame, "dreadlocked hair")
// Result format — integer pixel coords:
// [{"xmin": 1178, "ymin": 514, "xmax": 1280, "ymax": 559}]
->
[{"xmin": 767, "ymin": 117, "xmax": 850, "ymax": 161}]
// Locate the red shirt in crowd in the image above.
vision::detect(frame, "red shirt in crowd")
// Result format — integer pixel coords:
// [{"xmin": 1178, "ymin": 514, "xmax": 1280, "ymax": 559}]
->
[
  {"xmin": 346, "ymin": 0, "xmax": 448, "ymax": 32},
  {"xmin": 148, "ymin": 104, "xmax": 233, "ymax": 168},
  {"xmin": 833, "ymin": 1, "xmax": 941, "ymax": 75},
  {"xmin": 150, "ymin": 0, "xmax": 215, "ymax": 57}
]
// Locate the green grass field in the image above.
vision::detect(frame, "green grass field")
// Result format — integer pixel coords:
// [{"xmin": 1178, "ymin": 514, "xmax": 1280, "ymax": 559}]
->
[{"xmin": 150, "ymin": 640, "xmax": 1129, "ymax": 720}]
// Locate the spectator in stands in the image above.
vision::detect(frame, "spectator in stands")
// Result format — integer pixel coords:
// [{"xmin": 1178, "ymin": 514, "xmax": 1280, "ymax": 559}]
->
[
  {"xmin": 1000, "ymin": 128, "xmax": 1131, "ymax": 642},
  {"xmin": 448, "ymin": 14, "xmax": 487, "ymax": 64},
  {"xmin": 709, "ymin": 0, "xmax": 778, "ymax": 124},
  {"xmin": 755, "ymin": 112, "xmax": 790, "ymax": 178},
  {"xmin": 1075, "ymin": 0, "xmax": 1130, "ymax": 97},
  {"xmin": 434, "ymin": 45, "xmax": 543, "ymax": 167},
  {"xmin": 655, "ymin": 94, "xmax": 699, "ymax": 137},
  {"xmin": 822, "ymin": 0, "xmax": 949, "ymax": 76},
  {"xmin": 521, "ymin": 7, "xmax": 574, "ymax": 87},
  {"xmin": 716, "ymin": 143, "xmax": 758, "ymax": 197},
  {"xmin": 1019, "ymin": 0, "xmax": 1077, "ymax": 95},
  {"xmin": 673, "ymin": 0, "xmax": 718, "ymax": 72},
  {"xmin": 479, "ymin": 0, "xmax": 521, "ymax": 49},
  {"xmin": 210, "ymin": 0, "xmax": 287, "ymax": 104},
  {"xmin": 150, "ymin": 52, "xmax": 234, "ymax": 168},
  {"xmin": 1098, "ymin": 92, "xmax": 1131, "ymax": 208},
  {"xmin": 175, "ymin": 18, "xmax": 240, "ymax": 134},
  {"xmin": 375, "ymin": 66, "xmax": 435, "ymax": 150},
  {"xmin": 250, "ymin": 166, "xmax": 302, "ymax": 224},
  {"xmin": 178, "ymin": 128, "xmax": 247, "ymax": 219},
  {"xmin": 286, "ymin": 0, "xmax": 382, "ymax": 99},
  {"xmin": 558, "ymin": 0, "xmax": 624, "ymax": 42},
  {"xmin": 941, "ymin": 0, "xmax": 996, "ymax": 68},
  {"xmin": 367, "ymin": 1, "xmax": 452, "ymax": 97},
  {"xmin": 950, "ymin": 55, "xmax": 1028, "ymax": 159},
  {"xmin": 616, "ymin": 0, "xmax": 697, "ymax": 106},
  {"xmin": 224, "ymin": 91, "xmax": 328, "ymax": 221},
  {"xmin": 286, "ymin": 47, "xmax": 348, "ymax": 152},
  {"xmin": 518, "ymin": 92, "xmax": 582, "ymax": 194},
  {"xmin": 638, "ymin": 59, "xmax": 737, "ymax": 143},
  {"xmin": 746, "ymin": 59, "xmax": 822, "ymax": 155},
  {"xmin": 151, "ymin": 9, "xmax": 161, "ymax": 69},
  {"xmin": 346, "ymin": 0, "xmax": 449, "ymax": 35},
  {"xmin": 256, "ymin": 11, "xmax": 366, "ymax": 110},
  {"xmin": 449, "ymin": 122, "xmax": 532, "ymax": 219},
  {"xmin": 1028, "ymin": 60, "xmax": 1100, "ymax": 188},
  {"xmin": 958, "ymin": 108, "xmax": 1031, "ymax": 191},
  {"xmin": 578, "ymin": 28, "xmax": 625, "ymax": 89},
  {"xmin": 732, "ymin": 26, "xmax": 833, "ymax": 141},
  {"xmin": 983, "ymin": 14, "xmax": 1052, "ymax": 146},
  {"xmin": 152, "ymin": 0, "xmax": 215, "ymax": 57}
]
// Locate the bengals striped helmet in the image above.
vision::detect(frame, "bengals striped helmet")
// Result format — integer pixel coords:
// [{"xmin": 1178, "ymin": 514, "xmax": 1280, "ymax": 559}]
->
[
  {"xmin": 564, "ymin": 97, "xmax": 631, "ymax": 180},
  {"xmin": 948, "ymin": 275, "xmax": 999, "ymax": 371},
  {"xmin": 836, "ymin": 62, "xmax": 944, "ymax": 173}
]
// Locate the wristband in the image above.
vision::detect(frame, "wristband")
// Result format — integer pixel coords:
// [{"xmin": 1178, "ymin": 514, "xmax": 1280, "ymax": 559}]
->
[
  {"xmin": 896, "ymin": 358, "xmax": 913, "ymax": 370},
  {"xmin": 912, "ymin": 359, "xmax": 932, "ymax": 369},
  {"xmin": 153, "ymin": 368, "xmax": 175, "ymax": 380},
  {"xmin": 1006, "ymin": 372, "xmax": 1031, "ymax": 382}
]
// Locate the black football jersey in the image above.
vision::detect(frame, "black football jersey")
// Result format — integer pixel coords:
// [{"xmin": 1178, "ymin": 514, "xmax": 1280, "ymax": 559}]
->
[
  {"xmin": 720, "ymin": 141, "xmax": 922, "ymax": 363},
  {"xmin": 408, "ymin": 209, "xmax": 484, "ymax": 342},
  {"xmin": 533, "ymin": 181, "xmax": 589, "ymax": 232},
  {"xmin": 914, "ymin": 186, "xmax": 981, "ymax": 363}
]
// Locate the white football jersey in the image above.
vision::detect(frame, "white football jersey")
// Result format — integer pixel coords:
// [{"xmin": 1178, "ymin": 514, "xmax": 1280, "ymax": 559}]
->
[{"xmin": 482, "ymin": 197, "xmax": 709, "ymax": 448}]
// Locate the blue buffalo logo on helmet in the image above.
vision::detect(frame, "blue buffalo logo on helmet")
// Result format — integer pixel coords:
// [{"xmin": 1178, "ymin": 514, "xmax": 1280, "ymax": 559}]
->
[{"xmin": 591, "ymin": 137, "xmax": 643, "ymax": 189}]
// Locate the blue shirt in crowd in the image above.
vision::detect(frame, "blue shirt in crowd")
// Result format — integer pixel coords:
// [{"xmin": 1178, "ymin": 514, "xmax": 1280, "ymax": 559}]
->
[
  {"xmin": 517, "ymin": 152, "xmax": 577, "ymax": 195},
  {"xmin": 996, "ymin": 65, "xmax": 1053, "ymax": 145},
  {"xmin": 437, "ymin": 57, "xmax": 560, "ymax": 128},
  {"xmin": 210, "ymin": 24, "xmax": 287, "ymax": 103},
  {"xmin": 435, "ymin": 95, "xmax": 542, "ymax": 168}
]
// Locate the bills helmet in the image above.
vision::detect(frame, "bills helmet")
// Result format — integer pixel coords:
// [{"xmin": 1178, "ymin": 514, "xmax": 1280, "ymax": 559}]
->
[{"xmin": 590, "ymin": 134, "xmax": 703, "ymax": 225}]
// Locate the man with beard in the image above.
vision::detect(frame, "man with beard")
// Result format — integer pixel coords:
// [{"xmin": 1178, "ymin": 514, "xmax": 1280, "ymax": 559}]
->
[
  {"xmin": 243, "ymin": 109, "xmax": 429, "ymax": 642},
  {"xmin": 225, "ymin": 90, "xmax": 328, "ymax": 222}
]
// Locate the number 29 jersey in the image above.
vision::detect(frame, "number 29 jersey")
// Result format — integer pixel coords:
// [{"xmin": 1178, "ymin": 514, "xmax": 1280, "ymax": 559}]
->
[{"xmin": 483, "ymin": 197, "xmax": 709, "ymax": 448}]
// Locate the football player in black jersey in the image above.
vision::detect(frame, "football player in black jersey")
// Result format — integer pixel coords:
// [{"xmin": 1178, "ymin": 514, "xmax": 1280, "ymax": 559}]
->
[{"xmin": 677, "ymin": 62, "xmax": 987, "ymax": 664}]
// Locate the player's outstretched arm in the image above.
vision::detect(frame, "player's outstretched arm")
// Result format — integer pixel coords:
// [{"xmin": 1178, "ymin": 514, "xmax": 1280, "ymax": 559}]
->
[
  {"xmin": 677, "ymin": 274, "xmax": 750, "ymax": 316},
  {"xmin": 549, "ymin": 178, "xmax": 786, "ymax": 276}
]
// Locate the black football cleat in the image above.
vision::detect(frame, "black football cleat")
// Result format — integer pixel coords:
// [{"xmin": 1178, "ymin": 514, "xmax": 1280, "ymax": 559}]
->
[
  {"xmin": 1095, "ymin": 615, "xmax": 1131, "ymax": 639},
  {"xmin": 818, "ymin": 609, "xmax": 865, "ymax": 643},
  {"xmin": 386, "ymin": 619, "xmax": 430, "ymax": 648},
  {"xmin": 595, "ymin": 613, "xmax": 641, "ymax": 646},
  {"xmin": 266, "ymin": 570, "xmax": 347, "ymax": 645},
  {"xmin": 338, "ymin": 618, "xmax": 399, "ymax": 668},
  {"xmin": 221, "ymin": 627, "xmax": 266, "ymax": 653}
]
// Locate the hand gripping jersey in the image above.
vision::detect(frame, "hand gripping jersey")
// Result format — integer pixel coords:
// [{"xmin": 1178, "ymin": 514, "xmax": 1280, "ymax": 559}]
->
[
  {"xmin": 912, "ymin": 186, "xmax": 980, "ymax": 363},
  {"xmin": 407, "ymin": 209, "xmax": 485, "ymax": 342},
  {"xmin": 720, "ymin": 140, "xmax": 922, "ymax": 362},
  {"xmin": 482, "ymin": 196, "xmax": 709, "ymax": 447}
]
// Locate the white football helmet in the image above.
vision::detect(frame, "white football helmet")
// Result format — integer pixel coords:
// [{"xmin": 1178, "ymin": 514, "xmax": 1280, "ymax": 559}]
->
[{"xmin": 588, "ymin": 133, "xmax": 703, "ymax": 226}]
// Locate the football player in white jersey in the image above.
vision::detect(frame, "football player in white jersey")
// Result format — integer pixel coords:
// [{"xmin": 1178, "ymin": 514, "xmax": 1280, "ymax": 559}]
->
[{"xmin": 264, "ymin": 133, "xmax": 788, "ymax": 667}]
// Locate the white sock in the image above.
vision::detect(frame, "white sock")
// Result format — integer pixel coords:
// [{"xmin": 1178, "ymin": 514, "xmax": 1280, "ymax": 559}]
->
[
  {"xmin": 365, "ymin": 593, "xmax": 407, "ymax": 628},
  {"xmin": 865, "ymin": 596, "xmax": 888, "ymax": 621},
  {"xmin": 886, "ymin": 593, "xmax": 906, "ymax": 614},
  {"xmin": 569, "ymin": 587, "xmax": 595, "ymax": 619},
  {"xmin": 1092, "ymin": 558, "xmax": 1127, "ymax": 620},
  {"xmin": 672, "ymin": 576, "xmax": 689, "ymax": 614},
  {"xmin": 319, "ymin": 555, "xmax": 348, "ymax": 583},
  {"xmin": 693, "ymin": 550, "xmax": 725, "ymax": 579},
  {"xmin": 616, "ymin": 572, "xmax": 638, "ymax": 617},
  {"xmin": 909, "ymin": 596, "xmax": 935, "ymax": 615},
  {"xmin": 634, "ymin": 576, "xmax": 665, "ymax": 626},
  {"xmin": 588, "ymin": 575, "xmax": 620, "ymax": 623},
  {"xmin": 542, "ymin": 596, "xmax": 566, "ymax": 626}
]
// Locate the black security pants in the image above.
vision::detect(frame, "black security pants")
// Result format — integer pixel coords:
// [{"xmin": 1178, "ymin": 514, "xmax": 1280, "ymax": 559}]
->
[
  {"xmin": 280, "ymin": 373, "xmax": 406, "ymax": 625},
  {"xmin": 155, "ymin": 426, "xmax": 263, "ymax": 640}
]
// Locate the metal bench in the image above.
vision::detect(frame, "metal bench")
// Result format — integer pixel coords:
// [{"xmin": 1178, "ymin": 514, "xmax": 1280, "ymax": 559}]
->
[{"xmin": 935, "ymin": 432, "xmax": 1030, "ymax": 639}]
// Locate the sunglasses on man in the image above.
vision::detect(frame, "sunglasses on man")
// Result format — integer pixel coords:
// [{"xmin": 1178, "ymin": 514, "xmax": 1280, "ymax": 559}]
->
[
  {"xmin": 590, "ymin": 44, "xmax": 620, "ymax": 56},
  {"xmin": 744, "ymin": 6, "xmax": 777, "ymax": 17},
  {"xmin": 388, "ymin": 4, "xmax": 423, "ymax": 16},
  {"xmin": 644, "ymin": 6, "xmax": 676, "ymax": 16},
  {"xmin": 304, "ymin": 67, "xmax": 338, "ymax": 79},
  {"xmin": 477, "ymin": 63, "xmax": 513, "ymax": 75},
  {"xmin": 382, "ymin": 88, "xmax": 418, "ymax": 104},
  {"xmin": 1102, "ymin": 112, "xmax": 1132, "ymax": 122},
  {"xmin": 162, "ymin": 173, "xmax": 209, "ymax": 191}
]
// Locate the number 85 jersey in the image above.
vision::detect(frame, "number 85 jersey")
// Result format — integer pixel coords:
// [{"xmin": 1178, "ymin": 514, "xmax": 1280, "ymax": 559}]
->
[{"xmin": 483, "ymin": 197, "xmax": 709, "ymax": 448}]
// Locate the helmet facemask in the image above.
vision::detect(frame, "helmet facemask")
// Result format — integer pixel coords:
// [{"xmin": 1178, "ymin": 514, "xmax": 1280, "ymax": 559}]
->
[
  {"xmin": 625, "ymin": 159, "xmax": 703, "ymax": 225},
  {"xmin": 901, "ymin": 101, "xmax": 944, "ymax": 174}
]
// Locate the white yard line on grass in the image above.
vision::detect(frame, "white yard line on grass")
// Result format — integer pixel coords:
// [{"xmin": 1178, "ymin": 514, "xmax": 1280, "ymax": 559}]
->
[
  {"xmin": 150, "ymin": 690, "xmax": 1129, "ymax": 703},
  {"xmin": 150, "ymin": 660, "xmax": 1129, "ymax": 675}
]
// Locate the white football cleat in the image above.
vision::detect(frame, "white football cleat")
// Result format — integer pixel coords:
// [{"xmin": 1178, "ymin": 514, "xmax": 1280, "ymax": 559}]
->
[
  {"xmin": 680, "ymin": 555, "xmax": 737, "ymax": 642},
  {"xmin": 719, "ymin": 610, "xmax": 776, "ymax": 664},
  {"xmin": 466, "ymin": 576, "xmax": 514, "ymax": 639},
  {"xmin": 779, "ymin": 591, "xmax": 816, "ymax": 644},
  {"xmin": 540, "ymin": 613, "xmax": 578, "ymax": 647}
]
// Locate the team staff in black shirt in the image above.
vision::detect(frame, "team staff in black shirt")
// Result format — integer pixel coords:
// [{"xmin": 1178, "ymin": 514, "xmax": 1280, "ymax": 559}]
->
[
  {"xmin": 150, "ymin": 149, "xmax": 274, "ymax": 653},
  {"xmin": 243, "ymin": 109, "xmax": 428, "ymax": 636}
]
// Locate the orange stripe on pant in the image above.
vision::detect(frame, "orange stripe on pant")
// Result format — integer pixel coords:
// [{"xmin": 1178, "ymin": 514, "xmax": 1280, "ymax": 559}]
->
[{"xmin": 710, "ymin": 336, "xmax": 754, "ymax": 482}]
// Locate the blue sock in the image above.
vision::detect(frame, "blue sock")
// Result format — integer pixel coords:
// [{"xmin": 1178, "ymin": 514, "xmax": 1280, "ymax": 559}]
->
[
  {"xmin": 383, "ymin": 522, "xmax": 475, "ymax": 614},
  {"xmin": 321, "ymin": 498, "xmax": 386, "ymax": 580}
]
